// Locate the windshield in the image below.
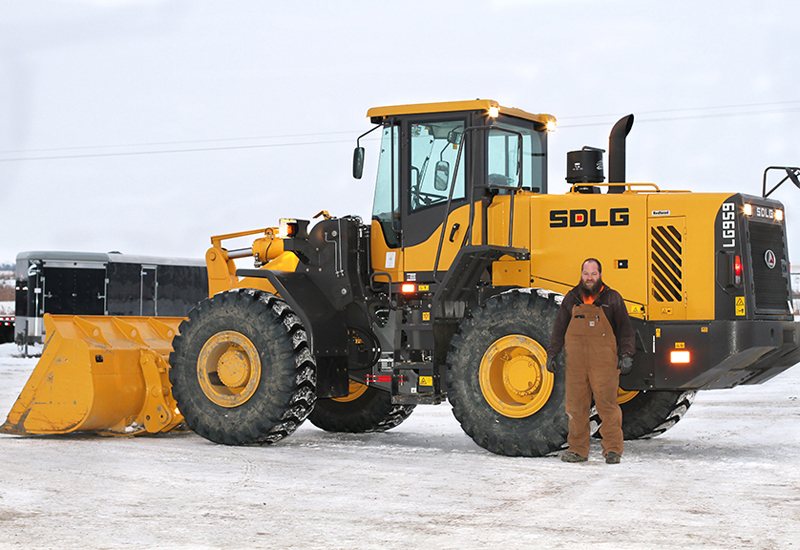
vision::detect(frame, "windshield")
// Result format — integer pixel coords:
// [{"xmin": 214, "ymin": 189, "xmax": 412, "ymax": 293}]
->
[
  {"xmin": 372, "ymin": 124, "xmax": 400, "ymax": 247},
  {"xmin": 409, "ymin": 120, "xmax": 466, "ymax": 212}
]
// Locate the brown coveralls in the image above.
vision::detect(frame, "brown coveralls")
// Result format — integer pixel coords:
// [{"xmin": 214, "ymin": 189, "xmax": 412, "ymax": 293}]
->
[{"xmin": 548, "ymin": 284, "xmax": 635, "ymax": 458}]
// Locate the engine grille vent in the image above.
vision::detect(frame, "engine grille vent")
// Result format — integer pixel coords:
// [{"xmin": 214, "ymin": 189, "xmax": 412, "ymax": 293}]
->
[
  {"xmin": 650, "ymin": 225, "xmax": 683, "ymax": 302},
  {"xmin": 748, "ymin": 222, "xmax": 790, "ymax": 312}
]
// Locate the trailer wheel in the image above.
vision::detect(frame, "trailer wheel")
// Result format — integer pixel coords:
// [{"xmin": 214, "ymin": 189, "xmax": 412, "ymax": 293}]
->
[
  {"xmin": 446, "ymin": 290, "xmax": 568, "ymax": 457},
  {"xmin": 591, "ymin": 390, "xmax": 697, "ymax": 440},
  {"xmin": 308, "ymin": 380, "xmax": 415, "ymax": 433},
  {"xmin": 169, "ymin": 289, "xmax": 316, "ymax": 446}
]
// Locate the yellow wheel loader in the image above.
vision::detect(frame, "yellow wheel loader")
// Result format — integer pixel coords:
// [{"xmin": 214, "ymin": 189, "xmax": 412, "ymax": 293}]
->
[{"xmin": 4, "ymin": 99, "xmax": 799, "ymax": 456}]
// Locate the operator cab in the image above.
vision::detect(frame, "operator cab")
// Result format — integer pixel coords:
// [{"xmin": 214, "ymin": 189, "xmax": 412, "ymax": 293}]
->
[{"xmin": 355, "ymin": 100, "xmax": 555, "ymax": 252}]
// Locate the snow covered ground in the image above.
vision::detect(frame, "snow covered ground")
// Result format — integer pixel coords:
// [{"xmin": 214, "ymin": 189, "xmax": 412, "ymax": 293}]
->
[{"xmin": 0, "ymin": 342, "xmax": 798, "ymax": 550}]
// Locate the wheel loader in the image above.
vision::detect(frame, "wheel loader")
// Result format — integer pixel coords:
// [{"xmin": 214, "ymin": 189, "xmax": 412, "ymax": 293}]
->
[{"xmin": 3, "ymin": 99, "xmax": 799, "ymax": 456}]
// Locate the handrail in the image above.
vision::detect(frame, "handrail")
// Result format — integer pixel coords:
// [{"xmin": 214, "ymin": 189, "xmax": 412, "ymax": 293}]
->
[
  {"xmin": 432, "ymin": 125, "xmax": 524, "ymax": 282},
  {"xmin": 568, "ymin": 182, "xmax": 665, "ymax": 194},
  {"xmin": 762, "ymin": 166, "xmax": 800, "ymax": 198}
]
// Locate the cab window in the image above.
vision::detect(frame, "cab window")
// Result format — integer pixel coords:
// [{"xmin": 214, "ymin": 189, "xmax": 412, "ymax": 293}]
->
[
  {"xmin": 409, "ymin": 120, "xmax": 466, "ymax": 212},
  {"xmin": 372, "ymin": 124, "xmax": 400, "ymax": 247},
  {"xmin": 487, "ymin": 121, "xmax": 545, "ymax": 192}
]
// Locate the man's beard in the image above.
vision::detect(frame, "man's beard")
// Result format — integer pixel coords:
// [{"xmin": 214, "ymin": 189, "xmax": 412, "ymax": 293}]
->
[{"xmin": 580, "ymin": 276, "xmax": 603, "ymax": 297}]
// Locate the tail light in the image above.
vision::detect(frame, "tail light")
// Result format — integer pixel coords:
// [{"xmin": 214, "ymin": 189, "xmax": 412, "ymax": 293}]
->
[{"xmin": 734, "ymin": 255, "xmax": 742, "ymax": 285}]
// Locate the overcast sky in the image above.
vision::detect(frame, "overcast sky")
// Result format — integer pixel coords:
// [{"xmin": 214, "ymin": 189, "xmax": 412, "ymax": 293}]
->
[{"xmin": 1, "ymin": 0, "xmax": 799, "ymax": 266}]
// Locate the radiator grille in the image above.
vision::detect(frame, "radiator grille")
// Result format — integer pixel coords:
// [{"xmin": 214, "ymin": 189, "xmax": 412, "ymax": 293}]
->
[
  {"xmin": 650, "ymin": 225, "xmax": 683, "ymax": 302},
  {"xmin": 748, "ymin": 222, "xmax": 790, "ymax": 312}
]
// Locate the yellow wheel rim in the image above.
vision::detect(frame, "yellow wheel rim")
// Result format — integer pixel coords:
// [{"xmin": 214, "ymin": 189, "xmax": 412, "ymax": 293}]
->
[
  {"xmin": 618, "ymin": 388, "xmax": 639, "ymax": 404},
  {"xmin": 197, "ymin": 331, "xmax": 261, "ymax": 408},
  {"xmin": 479, "ymin": 334, "xmax": 554, "ymax": 418},
  {"xmin": 332, "ymin": 380, "xmax": 369, "ymax": 403}
]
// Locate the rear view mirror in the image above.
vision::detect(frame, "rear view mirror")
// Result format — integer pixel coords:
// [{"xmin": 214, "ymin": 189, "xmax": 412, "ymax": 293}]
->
[
  {"xmin": 353, "ymin": 147, "xmax": 365, "ymax": 179},
  {"xmin": 434, "ymin": 160, "xmax": 450, "ymax": 191}
]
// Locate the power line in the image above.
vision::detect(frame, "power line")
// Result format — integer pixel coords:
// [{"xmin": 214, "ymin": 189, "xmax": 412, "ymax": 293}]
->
[
  {"xmin": 557, "ymin": 100, "xmax": 800, "ymax": 120},
  {"xmin": 0, "ymin": 130, "xmax": 358, "ymax": 154},
  {"xmin": 0, "ymin": 138, "xmax": 360, "ymax": 162},
  {"xmin": 560, "ymin": 106, "xmax": 800, "ymax": 128},
  {"xmin": 2, "ymin": 100, "xmax": 799, "ymax": 162}
]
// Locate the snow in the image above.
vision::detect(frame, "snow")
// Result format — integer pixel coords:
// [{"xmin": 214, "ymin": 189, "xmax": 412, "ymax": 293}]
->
[{"xmin": 0, "ymin": 342, "xmax": 798, "ymax": 550}]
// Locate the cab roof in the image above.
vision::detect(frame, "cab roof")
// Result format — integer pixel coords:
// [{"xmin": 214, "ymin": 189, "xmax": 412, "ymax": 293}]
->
[{"xmin": 366, "ymin": 99, "xmax": 556, "ymax": 127}]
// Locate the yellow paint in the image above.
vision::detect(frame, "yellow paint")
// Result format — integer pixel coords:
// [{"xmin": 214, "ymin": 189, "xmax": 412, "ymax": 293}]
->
[
  {"xmin": 493, "ymin": 259, "xmax": 531, "ymax": 287},
  {"xmin": 403, "ymin": 204, "xmax": 479, "ymax": 273},
  {"xmin": 332, "ymin": 380, "xmax": 369, "ymax": 403},
  {"xmin": 0, "ymin": 314, "xmax": 184, "ymax": 436},
  {"xmin": 367, "ymin": 99, "xmax": 556, "ymax": 127},
  {"xmin": 479, "ymin": 334, "xmax": 553, "ymax": 418},
  {"xmin": 370, "ymin": 219, "xmax": 405, "ymax": 283},
  {"xmin": 197, "ymin": 331, "xmax": 262, "ymax": 408},
  {"xmin": 617, "ymin": 388, "xmax": 640, "ymax": 405}
]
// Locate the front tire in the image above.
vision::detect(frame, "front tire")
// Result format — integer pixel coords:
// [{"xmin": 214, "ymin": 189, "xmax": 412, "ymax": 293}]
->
[
  {"xmin": 446, "ymin": 290, "xmax": 568, "ymax": 457},
  {"xmin": 308, "ymin": 381, "xmax": 415, "ymax": 433},
  {"xmin": 169, "ymin": 289, "xmax": 316, "ymax": 446}
]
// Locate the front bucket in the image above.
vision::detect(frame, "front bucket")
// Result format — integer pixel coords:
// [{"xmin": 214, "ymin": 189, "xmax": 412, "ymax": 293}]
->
[{"xmin": 1, "ymin": 314, "xmax": 186, "ymax": 436}]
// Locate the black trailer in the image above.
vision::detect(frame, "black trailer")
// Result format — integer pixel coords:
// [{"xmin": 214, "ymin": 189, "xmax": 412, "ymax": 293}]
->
[{"xmin": 15, "ymin": 251, "xmax": 207, "ymax": 346}]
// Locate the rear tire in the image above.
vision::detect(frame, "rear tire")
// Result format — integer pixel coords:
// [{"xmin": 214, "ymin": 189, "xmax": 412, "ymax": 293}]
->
[
  {"xmin": 308, "ymin": 382, "xmax": 415, "ymax": 433},
  {"xmin": 446, "ymin": 290, "xmax": 568, "ymax": 457},
  {"xmin": 169, "ymin": 289, "xmax": 316, "ymax": 446},
  {"xmin": 591, "ymin": 390, "xmax": 697, "ymax": 440}
]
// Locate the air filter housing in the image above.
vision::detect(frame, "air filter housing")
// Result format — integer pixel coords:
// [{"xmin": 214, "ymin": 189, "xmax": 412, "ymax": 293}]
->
[{"xmin": 566, "ymin": 147, "xmax": 605, "ymax": 184}]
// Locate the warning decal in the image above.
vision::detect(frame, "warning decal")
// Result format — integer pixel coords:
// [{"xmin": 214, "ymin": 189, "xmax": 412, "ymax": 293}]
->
[{"xmin": 735, "ymin": 297, "xmax": 746, "ymax": 316}]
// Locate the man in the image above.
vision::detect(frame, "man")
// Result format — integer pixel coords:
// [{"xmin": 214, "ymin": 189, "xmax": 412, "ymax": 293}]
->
[{"xmin": 546, "ymin": 258, "xmax": 635, "ymax": 464}]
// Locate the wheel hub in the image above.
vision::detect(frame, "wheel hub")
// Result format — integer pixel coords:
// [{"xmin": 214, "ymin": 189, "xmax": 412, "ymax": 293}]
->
[
  {"xmin": 479, "ymin": 334, "xmax": 554, "ymax": 418},
  {"xmin": 217, "ymin": 349, "xmax": 250, "ymax": 388},
  {"xmin": 197, "ymin": 331, "xmax": 262, "ymax": 408},
  {"xmin": 503, "ymin": 355, "xmax": 543, "ymax": 397}
]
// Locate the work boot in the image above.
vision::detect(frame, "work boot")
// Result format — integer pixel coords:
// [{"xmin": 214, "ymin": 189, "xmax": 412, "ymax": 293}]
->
[
  {"xmin": 605, "ymin": 452, "xmax": 621, "ymax": 464},
  {"xmin": 561, "ymin": 451, "xmax": 588, "ymax": 463}
]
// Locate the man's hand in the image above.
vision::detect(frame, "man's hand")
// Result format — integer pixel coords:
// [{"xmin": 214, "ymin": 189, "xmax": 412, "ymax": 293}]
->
[
  {"xmin": 618, "ymin": 355, "xmax": 633, "ymax": 375},
  {"xmin": 546, "ymin": 356, "xmax": 557, "ymax": 373}
]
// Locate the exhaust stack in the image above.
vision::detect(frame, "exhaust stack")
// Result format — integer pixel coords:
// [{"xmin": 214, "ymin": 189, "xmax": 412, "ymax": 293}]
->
[{"xmin": 608, "ymin": 114, "xmax": 634, "ymax": 192}]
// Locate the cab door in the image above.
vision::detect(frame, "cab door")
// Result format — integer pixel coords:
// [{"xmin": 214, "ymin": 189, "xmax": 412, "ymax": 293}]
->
[{"xmin": 401, "ymin": 116, "xmax": 470, "ymax": 278}]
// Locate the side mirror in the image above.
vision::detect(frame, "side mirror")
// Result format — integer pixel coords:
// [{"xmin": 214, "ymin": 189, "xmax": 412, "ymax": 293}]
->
[
  {"xmin": 353, "ymin": 147, "xmax": 365, "ymax": 179},
  {"xmin": 434, "ymin": 160, "xmax": 450, "ymax": 191},
  {"xmin": 447, "ymin": 129, "xmax": 462, "ymax": 145}
]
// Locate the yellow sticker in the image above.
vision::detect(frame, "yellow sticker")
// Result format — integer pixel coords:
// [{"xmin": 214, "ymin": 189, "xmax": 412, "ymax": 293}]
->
[
  {"xmin": 419, "ymin": 376, "xmax": 433, "ymax": 387},
  {"xmin": 656, "ymin": 328, "xmax": 661, "ymax": 338},
  {"xmin": 675, "ymin": 342, "xmax": 685, "ymax": 349},
  {"xmin": 418, "ymin": 284, "xmax": 430, "ymax": 291},
  {"xmin": 630, "ymin": 304, "xmax": 644, "ymax": 314},
  {"xmin": 661, "ymin": 307, "xmax": 673, "ymax": 315},
  {"xmin": 422, "ymin": 312, "xmax": 431, "ymax": 321},
  {"xmin": 735, "ymin": 296, "xmax": 745, "ymax": 316},
  {"xmin": 701, "ymin": 327, "xmax": 708, "ymax": 333}
]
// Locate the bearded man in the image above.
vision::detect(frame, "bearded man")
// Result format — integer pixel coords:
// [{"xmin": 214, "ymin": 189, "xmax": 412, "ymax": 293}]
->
[{"xmin": 546, "ymin": 258, "xmax": 635, "ymax": 464}]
